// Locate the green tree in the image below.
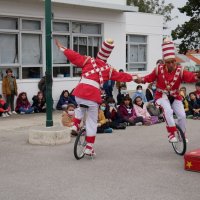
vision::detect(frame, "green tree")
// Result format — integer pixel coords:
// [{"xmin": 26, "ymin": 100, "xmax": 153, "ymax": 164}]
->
[
  {"xmin": 127, "ymin": 0, "xmax": 174, "ymax": 25},
  {"xmin": 172, "ymin": 0, "xmax": 200, "ymax": 54}
]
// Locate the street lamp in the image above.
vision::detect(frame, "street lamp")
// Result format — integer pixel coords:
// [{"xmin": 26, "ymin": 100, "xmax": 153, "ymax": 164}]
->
[{"xmin": 45, "ymin": 0, "xmax": 53, "ymax": 127}]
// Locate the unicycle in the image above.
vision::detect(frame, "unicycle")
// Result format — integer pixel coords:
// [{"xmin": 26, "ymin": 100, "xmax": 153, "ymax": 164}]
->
[
  {"xmin": 74, "ymin": 128, "xmax": 87, "ymax": 160},
  {"xmin": 73, "ymin": 104, "xmax": 89, "ymax": 160},
  {"xmin": 171, "ymin": 124, "xmax": 187, "ymax": 156}
]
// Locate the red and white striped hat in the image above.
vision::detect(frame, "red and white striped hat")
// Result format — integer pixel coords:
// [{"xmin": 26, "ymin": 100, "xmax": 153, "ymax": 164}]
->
[
  {"xmin": 162, "ymin": 37, "xmax": 175, "ymax": 60},
  {"xmin": 96, "ymin": 39, "xmax": 115, "ymax": 62}
]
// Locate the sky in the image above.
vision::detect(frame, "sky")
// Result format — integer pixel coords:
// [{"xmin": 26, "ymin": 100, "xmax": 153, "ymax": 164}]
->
[{"xmin": 164, "ymin": 0, "xmax": 190, "ymax": 36}]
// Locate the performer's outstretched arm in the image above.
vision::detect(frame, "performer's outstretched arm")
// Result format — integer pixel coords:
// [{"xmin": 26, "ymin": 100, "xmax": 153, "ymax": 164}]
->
[{"xmin": 55, "ymin": 39, "xmax": 88, "ymax": 68}]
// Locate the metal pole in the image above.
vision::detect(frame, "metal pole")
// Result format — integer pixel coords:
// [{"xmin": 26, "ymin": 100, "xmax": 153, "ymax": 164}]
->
[{"xmin": 45, "ymin": 0, "xmax": 53, "ymax": 127}]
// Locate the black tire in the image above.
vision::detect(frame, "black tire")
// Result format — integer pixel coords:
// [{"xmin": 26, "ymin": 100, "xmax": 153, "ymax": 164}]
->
[
  {"xmin": 74, "ymin": 129, "xmax": 86, "ymax": 160},
  {"xmin": 171, "ymin": 124, "xmax": 187, "ymax": 156}
]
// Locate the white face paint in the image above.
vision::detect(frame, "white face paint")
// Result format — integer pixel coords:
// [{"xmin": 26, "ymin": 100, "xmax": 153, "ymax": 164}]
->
[{"xmin": 68, "ymin": 110, "xmax": 75, "ymax": 115}]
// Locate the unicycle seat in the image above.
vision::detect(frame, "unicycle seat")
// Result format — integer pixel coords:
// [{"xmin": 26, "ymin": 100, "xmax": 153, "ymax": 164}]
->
[{"xmin": 79, "ymin": 104, "xmax": 89, "ymax": 108}]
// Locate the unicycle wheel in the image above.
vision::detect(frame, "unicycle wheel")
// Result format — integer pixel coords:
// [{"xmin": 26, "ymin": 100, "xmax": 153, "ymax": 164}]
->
[
  {"xmin": 74, "ymin": 129, "xmax": 86, "ymax": 160},
  {"xmin": 171, "ymin": 124, "xmax": 187, "ymax": 156}
]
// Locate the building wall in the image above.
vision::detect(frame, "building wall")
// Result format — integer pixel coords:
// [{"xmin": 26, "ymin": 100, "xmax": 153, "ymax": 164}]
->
[
  {"xmin": 125, "ymin": 12, "xmax": 163, "ymax": 90},
  {"xmin": 0, "ymin": 0, "xmax": 163, "ymax": 106}
]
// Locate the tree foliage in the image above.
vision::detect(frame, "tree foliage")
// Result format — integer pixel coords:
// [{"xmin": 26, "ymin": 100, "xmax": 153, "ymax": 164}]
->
[
  {"xmin": 171, "ymin": 0, "xmax": 200, "ymax": 54},
  {"xmin": 127, "ymin": 0, "xmax": 174, "ymax": 24}
]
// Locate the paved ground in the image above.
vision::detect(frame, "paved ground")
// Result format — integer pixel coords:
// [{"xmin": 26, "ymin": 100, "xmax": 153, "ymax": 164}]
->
[{"xmin": 0, "ymin": 109, "xmax": 200, "ymax": 200}]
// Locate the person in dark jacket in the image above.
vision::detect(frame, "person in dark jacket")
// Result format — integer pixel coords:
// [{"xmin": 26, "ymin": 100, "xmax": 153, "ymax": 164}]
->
[
  {"xmin": 188, "ymin": 92, "xmax": 200, "ymax": 119},
  {"xmin": 105, "ymin": 97, "xmax": 126, "ymax": 129},
  {"xmin": 15, "ymin": 92, "xmax": 34, "ymax": 114},
  {"xmin": 56, "ymin": 90, "xmax": 77, "ymax": 110},
  {"xmin": 118, "ymin": 96, "xmax": 144, "ymax": 125},
  {"xmin": 146, "ymin": 82, "xmax": 156, "ymax": 103},
  {"xmin": 32, "ymin": 91, "xmax": 46, "ymax": 113}
]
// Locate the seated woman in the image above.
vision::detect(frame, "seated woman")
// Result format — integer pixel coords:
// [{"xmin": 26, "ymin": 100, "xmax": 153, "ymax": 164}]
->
[
  {"xmin": 188, "ymin": 92, "xmax": 200, "ymax": 119},
  {"xmin": 56, "ymin": 90, "xmax": 77, "ymax": 110},
  {"xmin": 118, "ymin": 96, "xmax": 144, "ymax": 126},
  {"xmin": 105, "ymin": 97, "xmax": 126, "ymax": 129},
  {"xmin": 133, "ymin": 96, "xmax": 159, "ymax": 125},
  {"xmin": 0, "ymin": 94, "xmax": 10, "ymax": 117},
  {"xmin": 97, "ymin": 102, "xmax": 113, "ymax": 133},
  {"xmin": 15, "ymin": 92, "xmax": 34, "ymax": 114},
  {"xmin": 32, "ymin": 91, "xmax": 46, "ymax": 113}
]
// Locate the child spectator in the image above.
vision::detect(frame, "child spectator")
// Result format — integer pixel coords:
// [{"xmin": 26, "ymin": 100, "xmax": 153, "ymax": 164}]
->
[
  {"xmin": 115, "ymin": 69, "xmax": 127, "ymax": 92},
  {"xmin": 105, "ymin": 97, "xmax": 126, "ymax": 129},
  {"xmin": 117, "ymin": 86, "xmax": 129, "ymax": 105},
  {"xmin": 2, "ymin": 68, "xmax": 18, "ymax": 114},
  {"xmin": 133, "ymin": 96, "xmax": 159, "ymax": 125},
  {"xmin": 56, "ymin": 90, "xmax": 77, "ymax": 110},
  {"xmin": 179, "ymin": 89, "xmax": 192, "ymax": 118},
  {"xmin": 132, "ymin": 85, "xmax": 147, "ymax": 103},
  {"xmin": 0, "ymin": 94, "xmax": 10, "ymax": 117},
  {"xmin": 97, "ymin": 102, "xmax": 113, "ymax": 133},
  {"xmin": 32, "ymin": 92, "xmax": 46, "ymax": 113},
  {"xmin": 146, "ymin": 83, "xmax": 156, "ymax": 103},
  {"xmin": 118, "ymin": 96, "xmax": 144, "ymax": 125},
  {"xmin": 180, "ymin": 86, "xmax": 190, "ymax": 101},
  {"xmin": 15, "ymin": 92, "xmax": 34, "ymax": 114},
  {"xmin": 188, "ymin": 92, "xmax": 200, "ymax": 119},
  {"xmin": 193, "ymin": 82, "xmax": 200, "ymax": 99},
  {"xmin": 61, "ymin": 104, "xmax": 75, "ymax": 127}
]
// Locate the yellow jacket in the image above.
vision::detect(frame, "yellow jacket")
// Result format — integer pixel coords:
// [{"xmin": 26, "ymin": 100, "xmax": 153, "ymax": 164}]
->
[
  {"xmin": 98, "ymin": 110, "xmax": 108, "ymax": 125},
  {"xmin": 2, "ymin": 75, "xmax": 18, "ymax": 95},
  {"xmin": 61, "ymin": 111, "xmax": 74, "ymax": 127}
]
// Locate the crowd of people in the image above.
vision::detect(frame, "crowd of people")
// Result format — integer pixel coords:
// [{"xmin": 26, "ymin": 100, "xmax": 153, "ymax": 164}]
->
[
  {"xmin": 1, "ymin": 36, "xmax": 200, "ymax": 158},
  {"xmin": 1, "ymin": 68, "xmax": 200, "ymax": 132}
]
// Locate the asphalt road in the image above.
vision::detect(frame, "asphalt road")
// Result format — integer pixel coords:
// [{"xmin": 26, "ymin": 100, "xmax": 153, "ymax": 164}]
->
[{"xmin": 0, "ymin": 111, "xmax": 200, "ymax": 200}]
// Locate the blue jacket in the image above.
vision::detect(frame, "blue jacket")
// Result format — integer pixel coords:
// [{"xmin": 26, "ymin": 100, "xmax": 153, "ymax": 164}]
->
[
  {"xmin": 132, "ymin": 91, "xmax": 147, "ymax": 103},
  {"xmin": 56, "ymin": 96, "xmax": 77, "ymax": 110}
]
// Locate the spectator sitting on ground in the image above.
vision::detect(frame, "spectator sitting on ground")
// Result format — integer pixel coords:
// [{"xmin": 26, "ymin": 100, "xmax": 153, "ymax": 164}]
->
[
  {"xmin": 56, "ymin": 90, "xmax": 77, "ymax": 110},
  {"xmin": 193, "ymin": 82, "xmax": 200, "ymax": 100},
  {"xmin": 105, "ymin": 97, "xmax": 126, "ymax": 129},
  {"xmin": 145, "ymin": 82, "xmax": 162, "ymax": 119},
  {"xmin": 179, "ymin": 89, "xmax": 192, "ymax": 118},
  {"xmin": 146, "ymin": 82, "xmax": 156, "ymax": 103},
  {"xmin": 97, "ymin": 101, "xmax": 113, "ymax": 134},
  {"xmin": 117, "ymin": 86, "xmax": 129, "ymax": 105},
  {"xmin": 0, "ymin": 94, "xmax": 10, "ymax": 117},
  {"xmin": 61, "ymin": 104, "xmax": 77, "ymax": 137},
  {"xmin": 188, "ymin": 92, "xmax": 200, "ymax": 120},
  {"xmin": 180, "ymin": 86, "xmax": 190, "ymax": 101},
  {"xmin": 132, "ymin": 85, "xmax": 147, "ymax": 103},
  {"xmin": 32, "ymin": 91, "xmax": 46, "ymax": 113},
  {"xmin": 133, "ymin": 96, "xmax": 159, "ymax": 125},
  {"xmin": 115, "ymin": 69, "xmax": 127, "ymax": 92},
  {"xmin": 15, "ymin": 92, "xmax": 34, "ymax": 114},
  {"xmin": 118, "ymin": 96, "xmax": 144, "ymax": 126}
]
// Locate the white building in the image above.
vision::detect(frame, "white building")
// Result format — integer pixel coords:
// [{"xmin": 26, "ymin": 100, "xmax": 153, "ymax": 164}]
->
[{"xmin": 0, "ymin": 0, "xmax": 163, "ymax": 105}]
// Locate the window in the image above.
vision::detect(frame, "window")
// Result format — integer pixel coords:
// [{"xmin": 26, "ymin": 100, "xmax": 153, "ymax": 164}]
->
[
  {"xmin": 53, "ymin": 21, "xmax": 102, "ymax": 78},
  {"xmin": 126, "ymin": 35, "xmax": 147, "ymax": 71},
  {"xmin": 0, "ymin": 17, "xmax": 42, "ymax": 79},
  {"xmin": 0, "ymin": 16, "xmax": 102, "ymax": 79}
]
